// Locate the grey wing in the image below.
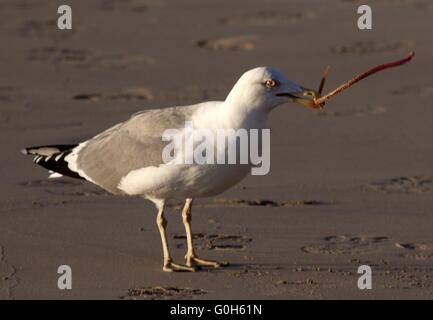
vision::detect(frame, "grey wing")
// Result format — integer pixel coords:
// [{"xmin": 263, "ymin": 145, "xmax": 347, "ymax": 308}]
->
[{"xmin": 73, "ymin": 105, "xmax": 198, "ymax": 194}]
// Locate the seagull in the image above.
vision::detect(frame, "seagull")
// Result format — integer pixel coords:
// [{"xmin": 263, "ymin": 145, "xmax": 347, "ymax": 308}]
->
[{"xmin": 22, "ymin": 67, "xmax": 319, "ymax": 272}]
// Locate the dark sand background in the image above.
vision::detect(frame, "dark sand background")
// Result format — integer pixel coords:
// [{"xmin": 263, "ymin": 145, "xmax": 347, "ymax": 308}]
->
[{"xmin": 1, "ymin": 0, "xmax": 433, "ymax": 299}]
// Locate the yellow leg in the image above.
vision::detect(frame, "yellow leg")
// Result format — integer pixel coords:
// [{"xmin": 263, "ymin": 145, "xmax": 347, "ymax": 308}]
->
[
  {"xmin": 154, "ymin": 200, "xmax": 195, "ymax": 272},
  {"xmin": 182, "ymin": 198, "xmax": 226, "ymax": 268}
]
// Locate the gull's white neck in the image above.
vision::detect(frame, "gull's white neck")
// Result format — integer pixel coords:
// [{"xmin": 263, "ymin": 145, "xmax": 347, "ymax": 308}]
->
[
  {"xmin": 191, "ymin": 80, "xmax": 273, "ymax": 130},
  {"xmin": 220, "ymin": 99, "xmax": 269, "ymax": 129},
  {"xmin": 191, "ymin": 99, "xmax": 269, "ymax": 132}
]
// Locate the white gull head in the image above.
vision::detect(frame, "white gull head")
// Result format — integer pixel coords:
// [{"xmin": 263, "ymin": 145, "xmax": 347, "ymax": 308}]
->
[{"xmin": 225, "ymin": 66, "xmax": 318, "ymax": 113}]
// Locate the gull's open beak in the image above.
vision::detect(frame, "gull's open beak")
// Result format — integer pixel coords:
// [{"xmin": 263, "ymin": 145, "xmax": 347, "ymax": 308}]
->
[{"xmin": 276, "ymin": 87, "xmax": 323, "ymax": 109}]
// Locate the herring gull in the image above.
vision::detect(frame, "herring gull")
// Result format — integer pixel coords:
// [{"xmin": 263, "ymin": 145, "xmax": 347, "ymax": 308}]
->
[{"xmin": 22, "ymin": 67, "xmax": 318, "ymax": 272}]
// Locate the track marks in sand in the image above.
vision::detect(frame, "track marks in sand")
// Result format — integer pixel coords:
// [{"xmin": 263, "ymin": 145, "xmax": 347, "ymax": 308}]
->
[
  {"xmin": 331, "ymin": 40, "xmax": 414, "ymax": 56},
  {"xmin": 301, "ymin": 235, "xmax": 389, "ymax": 255},
  {"xmin": 219, "ymin": 11, "xmax": 315, "ymax": 26},
  {"xmin": 396, "ymin": 242, "xmax": 433, "ymax": 261},
  {"xmin": 197, "ymin": 35, "xmax": 256, "ymax": 51},
  {"xmin": 28, "ymin": 47, "xmax": 154, "ymax": 69},
  {"xmin": 173, "ymin": 233, "xmax": 252, "ymax": 251},
  {"xmin": 74, "ymin": 87, "xmax": 152, "ymax": 102},
  {"xmin": 379, "ymin": 267, "xmax": 433, "ymax": 290},
  {"xmin": 363, "ymin": 176, "xmax": 433, "ymax": 194},
  {"xmin": 275, "ymin": 263, "xmax": 433, "ymax": 296},
  {"xmin": 275, "ymin": 267, "xmax": 342, "ymax": 299},
  {"xmin": 0, "ymin": 245, "xmax": 19, "ymax": 299},
  {"xmin": 125, "ymin": 286, "xmax": 207, "ymax": 300}
]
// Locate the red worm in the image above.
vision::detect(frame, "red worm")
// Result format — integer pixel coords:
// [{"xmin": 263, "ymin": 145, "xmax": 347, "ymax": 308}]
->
[{"xmin": 314, "ymin": 51, "xmax": 415, "ymax": 106}]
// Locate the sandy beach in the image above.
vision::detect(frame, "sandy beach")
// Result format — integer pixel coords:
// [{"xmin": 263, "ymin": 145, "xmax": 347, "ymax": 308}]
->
[{"xmin": 1, "ymin": 0, "xmax": 433, "ymax": 299}]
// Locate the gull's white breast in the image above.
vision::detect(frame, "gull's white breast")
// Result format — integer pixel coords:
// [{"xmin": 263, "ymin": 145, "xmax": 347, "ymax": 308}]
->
[{"xmin": 118, "ymin": 102, "xmax": 262, "ymax": 200}]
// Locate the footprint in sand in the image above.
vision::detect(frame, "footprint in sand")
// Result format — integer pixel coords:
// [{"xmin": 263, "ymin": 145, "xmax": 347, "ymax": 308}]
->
[
  {"xmin": 219, "ymin": 11, "xmax": 315, "ymax": 26},
  {"xmin": 363, "ymin": 176, "xmax": 433, "ymax": 194},
  {"xmin": 331, "ymin": 40, "xmax": 414, "ymax": 56},
  {"xmin": 173, "ymin": 233, "xmax": 252, "ymax": 251},
  {"xmin": 275, "ymin": 275, "xmax": 340, "ymax": 299},
  {"xmin": 73, "ymin": 87, "xmax": 152, "ymax": 102},
  {"xmin": 207, "ymin": 234, "xmax": 252, "ymax": 250},
  {"xmin": 125, "ymin": 286, "xmax": 207, "ymax": 300},
  {"xmin": 197, "ymin": 35, "xmax": 256, "ymax": 51},
  {"xmin": 28, "ymin": 47, "xmax": 154, "ymax": 69},
  {"xmin": 396, "ymin": 242, "xmax": 433, "ymax": 261},
  {"xmin": 301, "ymin": 235, "xmax": 389, "ymax": 255}
]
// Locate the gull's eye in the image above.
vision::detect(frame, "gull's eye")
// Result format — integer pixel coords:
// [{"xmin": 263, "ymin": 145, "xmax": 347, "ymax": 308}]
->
[{"xmin": 264, "ymin": 79, "xmax": 277, "ymax": 89}]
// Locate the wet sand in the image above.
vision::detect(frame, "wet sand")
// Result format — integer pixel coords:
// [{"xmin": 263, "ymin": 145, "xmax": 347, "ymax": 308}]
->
[{"xmin": 1, "ymin": 0, "xmax": 433, "ymax": 299}]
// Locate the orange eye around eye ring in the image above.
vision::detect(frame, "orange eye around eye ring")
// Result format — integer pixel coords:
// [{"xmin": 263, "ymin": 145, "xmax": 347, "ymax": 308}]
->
[{"xmin": 265, "ymin": 79, "xmax": 276, "ymax": 88}]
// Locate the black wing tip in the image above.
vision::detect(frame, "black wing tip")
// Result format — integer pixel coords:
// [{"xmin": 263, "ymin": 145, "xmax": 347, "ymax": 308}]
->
[{"xmin": 21, "ymin": 144, "xmax": 85, "ymax": 181}]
